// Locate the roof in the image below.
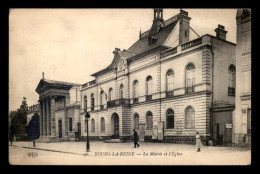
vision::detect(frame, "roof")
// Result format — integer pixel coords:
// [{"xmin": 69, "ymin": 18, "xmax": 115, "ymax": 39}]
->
[
  {"xmin": 43, "ymin": 79, "xmax": 81, "ymax": 86},
  {"xmin": 91, "ymin": 50, "xmax": 134, "ymax": 77},
  {"xmin": 127, "ymin": 20, "xmax": 178, "ymax": 56},
  {"xmin": 91, "ymin": 12, "xmax": 181, "ymax": 77}
]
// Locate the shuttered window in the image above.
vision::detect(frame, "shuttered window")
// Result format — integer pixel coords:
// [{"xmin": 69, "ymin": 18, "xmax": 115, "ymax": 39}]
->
[
  {"xmin": 146, "ymin": 111, "xmax": 153, "ymax": 130},
  {"xmin": 91, "ymin": 93, "xmax": 94, "ymax": 109},
  {"xmin": 166, "ymin": 108, "xmax": 174, "ymax": 129},
  {"xmin": 133, "ymin": 80, "xmax": 139, "ymax": 98},
  {"xmin": 185, "ymin": 106, "xmax": 195, "ymax": 129},
  {"xmin": 69, "ymin": 117, "xmax": 73, "ymax": 131},
  {"xmin": 134, "ymin": 113, "xmax": 139, "ymax": 130},
  {"xmin": 146, "ymin": 76, "xmax": 153, "ymax": 95},
  {"xmin": 166, "ymin": 70, "xmax": 174, "ymax": 91},
  {"xmin": 101, "ymin": 117, "xmax": 105, "ymax": 133},
  {"xmin": 109, "ymin": 88, "xmax": 113, "ymax": 101},
  {"xmin": 100, "ymin": 91, "xmax": 104, "ymax": 105},
  {"xmin": 186, "ymin": 64, "xmax": 195, "ymax": 93},
  {"xmin": 228, "ymin": 65, "xmax": 236, "ymax": 88},
  {"xmin": 84, "ymin": 95, "xmax": 87, "ymax": 110},
  {"xmin": 91, "ymin": 118, "xmax": 95, "ymax": 132},
  {"xmin": 120, "ymin": 84, "xmax": 124, "ymax": 99}
]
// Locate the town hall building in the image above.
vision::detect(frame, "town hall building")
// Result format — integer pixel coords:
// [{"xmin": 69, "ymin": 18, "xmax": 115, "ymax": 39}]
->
[
  {"xmin": 35, "ymin": 9, "xmax": 236, "ymax": 146},
  {"xmin": 79, "ymin": 9, "xmax": 236, "ymax": 145}
]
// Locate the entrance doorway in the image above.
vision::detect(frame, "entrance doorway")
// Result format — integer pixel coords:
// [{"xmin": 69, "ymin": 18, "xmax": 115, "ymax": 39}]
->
[
  {"xmin": 111, "ymin": 113, "xmax": 119, "ymax": 139},
  {"xmin": 58, "ymin": 119, "xmax": 62, "ymax": 138},
  {"xmin": 213, "ymin": 111, "xmax": 233, "ymax": 146}
]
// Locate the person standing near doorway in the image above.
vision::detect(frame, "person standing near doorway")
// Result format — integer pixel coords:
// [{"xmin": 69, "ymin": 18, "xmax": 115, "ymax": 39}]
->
[
  {"xmin": 196, "ymin": 132, "xmax": 202, "ymax": 152},
  {"xmin": 133, "ymin": 129, "xmax": 140, "ymax": 148}
]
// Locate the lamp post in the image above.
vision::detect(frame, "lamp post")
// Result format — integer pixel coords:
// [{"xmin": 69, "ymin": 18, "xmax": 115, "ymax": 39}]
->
[
  {"xmin": 33, "ymin": 122, "xmax": 36, "ymax": 147},
  {"xmin": 85, "ymin": 112, "xmax": 90, "ymax": 152}
]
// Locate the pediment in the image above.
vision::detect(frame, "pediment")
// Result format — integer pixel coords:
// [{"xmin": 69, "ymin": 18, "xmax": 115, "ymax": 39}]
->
[
  {"xmin": 35, "ymin": 79, "xmax": 72, "ymax": 94},
  {"xmin": 35, "ymin": 79, "xmax": 50, "ymax": 94}
]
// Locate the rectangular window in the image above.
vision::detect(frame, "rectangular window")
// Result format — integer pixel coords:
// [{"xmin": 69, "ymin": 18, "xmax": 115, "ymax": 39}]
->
[{"xmin": 69, "ymin": 117, "xmax": 72, "ymax": 131}]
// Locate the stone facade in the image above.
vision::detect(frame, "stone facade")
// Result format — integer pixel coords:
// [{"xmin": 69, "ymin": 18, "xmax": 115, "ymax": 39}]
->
[
  {"xmin": 35, "ymin": 78, "xmax": 81, "ymax": 141},
  {"xmin": 80, "ymin": 9, "xmax": 236, "ymax": 145},
  {"xmin": 233, "ymin": 9, "xmax": 251, "ymax": 147}
]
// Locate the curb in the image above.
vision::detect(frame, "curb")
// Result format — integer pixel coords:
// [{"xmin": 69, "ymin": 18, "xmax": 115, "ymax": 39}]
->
[{"xmin": 10, "ymin": 145, "xmax": 86, "ymax": 156}]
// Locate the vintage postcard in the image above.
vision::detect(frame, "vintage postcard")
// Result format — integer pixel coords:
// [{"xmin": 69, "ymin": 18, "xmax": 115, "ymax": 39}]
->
[{"xmin": 9, "ymin": 8, "xmax": 251, "ymax": 165}]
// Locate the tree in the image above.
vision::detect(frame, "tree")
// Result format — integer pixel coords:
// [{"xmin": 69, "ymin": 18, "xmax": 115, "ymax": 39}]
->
[
  {"xmin": 9, "ymin": 97, "xmax": 29, "ymax": 140},
  {"xmin": 27, "ymin": 113, "xmax": 40, "ymax": 140}
]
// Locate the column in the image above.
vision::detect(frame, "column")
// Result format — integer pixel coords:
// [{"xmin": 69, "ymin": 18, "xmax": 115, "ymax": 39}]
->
[
  {"xmin": 48, "ymin": 99, "xmax": 51, "ymax": 136},
  {"xmin": 42, "ymin": 99, "xmax": 46, "ymax": 137},
  {"xmin": 46, "ymin": 98, "xmax": 50, "ymax": 137},
  {"xmin": 64, "ymin": 95, "xmax": 67, "ymax": 137},
  {"xmin": 50, "ymin": 96, "xmax": 56, "ymax": 137},
  {"xmin": 39, "ymin": 100, "xmax": 43, "ymax": 138}
]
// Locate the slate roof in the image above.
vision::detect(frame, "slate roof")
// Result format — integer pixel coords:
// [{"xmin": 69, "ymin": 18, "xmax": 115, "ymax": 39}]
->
[
  {"xmin": 91, "ymin": 12, "xmax": 180, "ymax": 77},
  {"xmin": 127, "ymin": 20, "xmax": 178, "ymax": 56},
  {"xmin": 43, "ymin": 79, "xmax": 81, "ymax": 86}
]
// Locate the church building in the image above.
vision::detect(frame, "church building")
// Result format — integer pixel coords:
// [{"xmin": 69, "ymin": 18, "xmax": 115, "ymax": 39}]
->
[{"xmin": 35, "ymin": 74, "xmax": 81, "ymax": 141}]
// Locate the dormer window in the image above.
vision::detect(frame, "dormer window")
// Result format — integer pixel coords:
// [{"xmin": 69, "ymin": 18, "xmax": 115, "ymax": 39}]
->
[{"xmin": 148, "ymin": 36, "xmax": 157, "ymax": 45}]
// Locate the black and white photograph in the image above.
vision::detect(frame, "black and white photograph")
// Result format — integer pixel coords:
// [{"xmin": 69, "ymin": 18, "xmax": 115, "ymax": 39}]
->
[{"xmin": 8, "ymin": 8, "xmax": 251, "ymax": 165}]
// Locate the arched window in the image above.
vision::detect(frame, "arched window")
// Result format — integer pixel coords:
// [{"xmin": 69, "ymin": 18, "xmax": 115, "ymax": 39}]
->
[
  {"xmin": 133, "ymin": 80, "xmax": 139, "ymax": 98},
  {"xmin": 185, "ymin": 106, "xmax": 195, "ymax": 129},
  {"xmin": 166, "ymin": 108, "xmax": 174, "ymax": 129},
  {"xmin": 166, "ymin": 69, "xmax": 174, "ymax": 91},
  {"xmin": 186, "ymin": 63, "xmax": 195, "ymax": 93},
  {"xmin": 146, "ymin": 111, "xmax": 153, "ymax": 130},
  {"xmin": 91, "ymin": 93, "xmax": 94, "ymax": 110},
  {"xmin": 109, "ymin": 88, "xmax": 113, "ymax": 101},
  {"xmin": 100, "ymin": 91, "xmax": 104, "ymax": 105},
  {"xmin": 134, "ymin": 113, "xmax": 139, "ymax": 130},
  {"xmin": 146, "ymin": 76, "xmax": 153, "ymax": 95},
  {"xmin": 84, "ymin": 95, "xmax": 87, "ymax": 110},
  {"xmin": 228, "ymin": 65, "xmax": 236, "ymax": 95},
  {"xmin": 120, "ymin": 84, "xmax": 124, "ymax": 99},
  {"xmin": 100, "ymin": 117, "xmax": 105, "ymax": 133},
  {"xmin": 91, "ymin": 118, "xmax": 95, "ymax": 132}
]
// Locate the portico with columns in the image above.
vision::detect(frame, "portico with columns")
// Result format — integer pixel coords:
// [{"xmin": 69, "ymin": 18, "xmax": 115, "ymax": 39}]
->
[{"xmin": 36, "ymin": 75, "xmax": 81, "ymax": 140}]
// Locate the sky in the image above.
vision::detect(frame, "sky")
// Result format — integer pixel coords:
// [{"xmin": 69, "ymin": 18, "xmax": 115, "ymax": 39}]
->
[{"xmin": 9, "ymin": 8, "xmax": 237, "ymax": 111}]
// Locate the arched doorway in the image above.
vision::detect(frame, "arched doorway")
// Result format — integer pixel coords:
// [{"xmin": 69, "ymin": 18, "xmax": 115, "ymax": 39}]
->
[{"xmin": 111, "ymin": 113, "xmax": 119, "ymax": 139}]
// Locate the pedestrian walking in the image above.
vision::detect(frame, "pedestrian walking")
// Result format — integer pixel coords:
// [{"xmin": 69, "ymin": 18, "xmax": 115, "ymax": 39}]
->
[
  {"xmin": 133, "ymin": 129, "xmax": 140, "ymax": 148},
  {"xmin": 196, "ymin": 132, "xmax": 202, "ymax": 152}
]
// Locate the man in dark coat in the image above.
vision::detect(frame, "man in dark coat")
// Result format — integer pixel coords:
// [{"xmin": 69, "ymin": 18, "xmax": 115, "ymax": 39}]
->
[{"xmin": 133, "ymin": 129, "xmax": 140, "ymax": 148}]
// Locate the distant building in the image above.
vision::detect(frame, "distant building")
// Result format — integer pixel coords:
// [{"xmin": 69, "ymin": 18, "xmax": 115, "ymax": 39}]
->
[
  {"xmin": 35, "ymin": 77, "xmax": 81, "ymax": 141},
  {"xmin": 80, "ymin": 9, "xmax": 236, "ymax": 145},
  {"xmin": 233, "ymin": 9, "xmax": 251, "ymax": 147}
]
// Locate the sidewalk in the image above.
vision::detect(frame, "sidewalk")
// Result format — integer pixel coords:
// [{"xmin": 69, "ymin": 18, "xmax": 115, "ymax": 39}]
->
[{"xmin": 9, "ymin": 141, "xmax": 251, "ymax": 165}]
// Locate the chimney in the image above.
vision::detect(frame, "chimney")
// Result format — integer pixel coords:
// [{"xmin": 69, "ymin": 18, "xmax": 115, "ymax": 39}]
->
[
  {"xmin": 179, "ymin": 9, "xmax": 191, "ymax": 44},
  {"xmin": 214, "ymin": 24, "xmax": 227, "ymax": 40}
]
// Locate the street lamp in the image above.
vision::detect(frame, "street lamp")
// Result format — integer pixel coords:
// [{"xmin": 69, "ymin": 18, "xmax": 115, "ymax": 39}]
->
[
  {"xmin": 32, "ymin": 121, "xmax": 36, "ymax": 147},
  {"xmin": 85, "ymin": 112, "xmax": 90, "ymax": 152}
]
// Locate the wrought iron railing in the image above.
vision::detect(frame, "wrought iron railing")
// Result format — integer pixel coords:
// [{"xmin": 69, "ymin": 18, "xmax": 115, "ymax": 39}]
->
[
  {"xmin": 133, "ymin": 98, "xmax": 139, "ymax": 104},
  {"xmin": 186, "ymin": 86, "xmax": 195, "ymax": 93},
  {"xmin": 107, "ymin": 100, "xmax": 116, "ymax": 108},
  {"xmin": 146, "ymin": 95, "xmax": 152, "ymax": 101},
  {"xmin": 166, "ymin": 90, "xmax": 174, "ymax": 98},
  {"xmin": 228, "ymin": 87, "xmax": 235, "ymax": 95}
]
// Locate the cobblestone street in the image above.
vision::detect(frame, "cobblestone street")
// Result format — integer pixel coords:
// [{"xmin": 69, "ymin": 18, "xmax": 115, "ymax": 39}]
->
[{"xmin": 9, "ymin": 141, "xmax": 251, "ymax": 165}]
